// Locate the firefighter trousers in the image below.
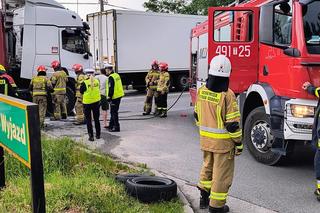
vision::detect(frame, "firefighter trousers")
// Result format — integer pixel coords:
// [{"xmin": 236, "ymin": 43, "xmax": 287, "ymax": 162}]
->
[
  {"xmin": 198, "ymin": 150, "xmax": 235, "ymax": 208},
  {"xmin": 157, "ymin": 92, "xmax": 168, "ymax": 112},
  {"xmin": 53, "ymin": 94, "xmax": 67, "ymax": 120},
  {"xmin": 32, "ymin": 95, "xmax": 47, "ymax": 128},
  {"xmin": 143, "ymin": 88, "xmax": 158, "ymax": 113},
  {"xmin": 75, "ymin": 97, "xmax": 85, "ymax": 123}
]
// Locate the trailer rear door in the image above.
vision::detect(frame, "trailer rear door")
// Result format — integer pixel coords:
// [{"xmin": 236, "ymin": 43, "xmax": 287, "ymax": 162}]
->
[{"xmin": 208, "ymin": 7, "xmax": 259, "ymax": 94}]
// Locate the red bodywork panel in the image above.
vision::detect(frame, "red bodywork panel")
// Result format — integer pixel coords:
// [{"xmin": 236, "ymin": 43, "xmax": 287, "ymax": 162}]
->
[{"xmin": 190, "ymin": 0, "xmax": 320, "ymax": 103}]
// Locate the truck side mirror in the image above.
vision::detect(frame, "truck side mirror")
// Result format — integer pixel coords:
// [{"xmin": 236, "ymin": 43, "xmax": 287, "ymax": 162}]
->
[{"xmin": 283, "ymin": 47, "xmax": 301, "ymax": 57}]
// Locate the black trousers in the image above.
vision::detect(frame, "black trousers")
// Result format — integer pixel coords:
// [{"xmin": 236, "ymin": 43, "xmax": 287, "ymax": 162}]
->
[
  {"xmin": 157, "ymin": 92, "xmax": 168, "ymax": 110},
  {"xmin": 109, "ymin": 98, "xmax": 121, "ymax": 129},
  {"xmin": 84, "ymin": 101, "xmax": 101, "ymax": 137}
]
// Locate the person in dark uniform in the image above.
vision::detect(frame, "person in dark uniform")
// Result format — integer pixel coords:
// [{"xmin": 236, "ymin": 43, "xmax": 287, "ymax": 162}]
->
[
  {"xmin": 106, "ymin": 67, "xmax": 124, "ymax": 132},
  {"xmin": 80, "ymin": 68, "xmax": 101, "ymax": 141}
]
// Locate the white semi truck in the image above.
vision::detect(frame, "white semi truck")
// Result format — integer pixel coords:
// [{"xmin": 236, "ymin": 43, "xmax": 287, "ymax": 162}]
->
[
  {"xmin": 87, "ymin": 10, "xmax": 206, "ymax": 90},
  {"xmin": 1, "ymin": 0, "xmax": 92, "ymax": 112}
]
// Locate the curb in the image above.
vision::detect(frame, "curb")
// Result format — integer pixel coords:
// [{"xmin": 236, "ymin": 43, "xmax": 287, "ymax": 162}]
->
[{"xmin": 151, "ymin": 169, "xmax": 194, "ymax": 213}]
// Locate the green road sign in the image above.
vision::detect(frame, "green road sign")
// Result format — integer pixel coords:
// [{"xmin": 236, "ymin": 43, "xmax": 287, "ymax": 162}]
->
[{"xmin": 0, "ymin": 96, "xmax": 31, "ymax": 168}]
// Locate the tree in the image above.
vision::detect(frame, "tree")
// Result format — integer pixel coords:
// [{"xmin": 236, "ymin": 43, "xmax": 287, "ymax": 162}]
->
[{"xmin": 143, "ymin": 0, "xmax": 234, "ymax": 15}]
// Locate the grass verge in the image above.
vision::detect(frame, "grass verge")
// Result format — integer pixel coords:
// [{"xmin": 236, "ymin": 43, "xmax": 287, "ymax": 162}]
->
[{"xmin": 0, "ymin": 137, "xmax": 183, "ymax": 213}]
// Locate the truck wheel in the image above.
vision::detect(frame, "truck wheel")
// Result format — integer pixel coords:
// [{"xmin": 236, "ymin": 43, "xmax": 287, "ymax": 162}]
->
[
  {"xmin": 175, "ymin": 74, "xmax": 189, "ymax": 91},
  {"xmin": 244, "ymin": 106, "xmax": 284, "ymax": 165},
  {"xmin": 66, "ymin": 87, "xmax": 76, "ymax": 115}
]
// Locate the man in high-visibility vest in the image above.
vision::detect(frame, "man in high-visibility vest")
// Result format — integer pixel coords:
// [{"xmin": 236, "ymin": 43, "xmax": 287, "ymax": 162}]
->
[
  {"xmin": 50, "ymin": 60, "xmax": 68, "ymax": 120},
  {"xmin": 29, "ymin": 65, "xmax": 53, "ymax": 128},
  {"xmin": 143, "ymin": 60, "xmax": 160, "ymax": 115},
  {"xmin": 194, "ymin": 55, "xmax": 242, "ymax": 213},
  {"xmin": 73, "ymin": 64, "xmax": 87, "ymax": 125},
  {"xmin": 106, "ymin": 67, "xmax": 124, "ymax": 132},
  {"xmin": 80, "ymin": 68, "xmax": 101, "ymax": 141},
  {"xmin": 0, "ymin": 64, "xmax": 17, "ymax": 97}
]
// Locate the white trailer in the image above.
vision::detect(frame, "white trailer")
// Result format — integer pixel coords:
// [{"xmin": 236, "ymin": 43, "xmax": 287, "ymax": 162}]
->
[{"xmin": 87, "ymin": 10, "xmax": 206, "ymax": 90}]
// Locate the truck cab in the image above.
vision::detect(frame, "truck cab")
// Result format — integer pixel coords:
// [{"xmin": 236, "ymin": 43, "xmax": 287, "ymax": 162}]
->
[
  {"xmin": 190, "ymin": 0, "xmax": 320, "ymax": 165},
  {"xmin": 3, "ymin": 0, "xmax": 92, "ymax": 113}
]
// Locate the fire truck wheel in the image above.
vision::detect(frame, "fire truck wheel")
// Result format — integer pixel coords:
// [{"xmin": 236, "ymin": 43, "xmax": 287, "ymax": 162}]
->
[
  {"xmin": 125, "ymin": 176, "xmax": 177, "ymax": 203},
  {"xmin": 244, "ymin": 106, "xmax": 284, "ymax": 165}
]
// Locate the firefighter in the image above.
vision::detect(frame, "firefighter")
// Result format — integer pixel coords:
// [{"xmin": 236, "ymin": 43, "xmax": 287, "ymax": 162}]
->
[
  {"xmin": 80, "ymin": 68, "xmax": 101, "ymax": 141},
  {"xmin": 143, "ymin": 60, "xmax": 160, "ymax": 115},
  {"xmin": 195, "ymin": 55, "xmax": 242, "ymax": 213},
  {"xmin": 50, "ymin": 60, "xmax": 68, "ymax": 120},
  {"xmin": 106, "ymin": 66, "xmax": 124, "ymax": 132},
  {"xmin": 156, "ymin": 62, "xmax": 170, "ymax": 118},
  {"xmin": 0, "ymin": 64, "xmax": 17, "ymax": 97},
  {"xmin": 73, "ymin": 64, "xmax": 87, "ymax": 125},
  {"xmin": 29, "ymin": 65, "xmax": 53, "ymax": 128},
  {"xmin": 302, "ymin": 81, "xmax": 320, "ymax": 201}
]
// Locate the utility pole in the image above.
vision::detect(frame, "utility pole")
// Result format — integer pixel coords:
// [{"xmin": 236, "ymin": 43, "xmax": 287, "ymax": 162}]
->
[{"xmin": 98, "ymin": 0, "xmax": 106, "ymax": 69}]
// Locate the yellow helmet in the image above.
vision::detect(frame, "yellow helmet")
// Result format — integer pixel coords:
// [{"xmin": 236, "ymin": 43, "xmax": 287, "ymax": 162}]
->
[{"xmin": 0, "ymin": 64, "xmax": 6, "ymax": 72}]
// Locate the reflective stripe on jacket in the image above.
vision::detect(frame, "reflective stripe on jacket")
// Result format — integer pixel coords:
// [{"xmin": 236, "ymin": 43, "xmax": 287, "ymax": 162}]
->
[
  {"xmin": 51, "ymin": 70, "xmax": 68, "ymax": 95},
  {"xmin": 195, "ymin": 86, "xmax": 242, "ymax": 153},
  {"xmin": 110, "ymin": 73, "xmax": 124, "ymax": 99},
  {"xmin": 30, "ymin": 76, "xmax": 52, "ymax": 96},
  {"xmin": 157, "ymin": 71, "xmax": 170, "ymax": 93},
  {"xmin": 83, "ymin": 79, "xmax": 101, "ymax": 104},
  {"xmin": 76, "ymin": 74, "xmax": 87, "ymax": 98},
  {"xmin": 145, "ymin": 69, "xmax": 160, "ymax": 90}
]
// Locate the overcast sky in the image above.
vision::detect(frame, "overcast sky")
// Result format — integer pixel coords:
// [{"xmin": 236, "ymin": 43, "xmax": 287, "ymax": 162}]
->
[{"xmin": 57, "ymin": 0, "xmax": 146, "ymax": 20}]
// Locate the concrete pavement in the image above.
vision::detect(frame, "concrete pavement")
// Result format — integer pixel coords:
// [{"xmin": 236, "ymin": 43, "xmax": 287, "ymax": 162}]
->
[{"xmin": 45, "ymin": 91, "xmax": 319, "ymax": 213}]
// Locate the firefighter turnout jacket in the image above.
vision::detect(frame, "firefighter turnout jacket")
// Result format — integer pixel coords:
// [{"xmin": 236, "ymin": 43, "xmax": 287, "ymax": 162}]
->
[
  {"xmin": 76, "ymin": 73, "xmax": 88, "ymax": 98},
  {"xmin": 195, "ymin": 86, "xmax": 242, "ymax": 153},
  {"xmin": 30, "ymin": 75, "xmax": 53, "ymax": 97},
  {"xmin": 157, "ymin": 72, "xmax": 170, "ymax": 93},
  {"xmin": 51, "ymin": 70, "xmax": 68, "ymax": 95},
  {"xmin": 145, "ymin": 69, "xmax": 160, "ymax": 90},
  {"xmin": 0, "ymin": 73, "xmax": 17, "ymax": 96}
]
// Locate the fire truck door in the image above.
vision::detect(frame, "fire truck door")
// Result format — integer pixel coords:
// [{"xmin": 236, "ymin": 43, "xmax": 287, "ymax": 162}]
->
[{"xmin": 208, "ymin": 7, "xmax": 259, "ymax": 94}]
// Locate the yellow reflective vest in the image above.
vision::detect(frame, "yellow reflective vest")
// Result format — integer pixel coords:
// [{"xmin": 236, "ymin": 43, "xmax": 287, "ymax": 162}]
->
[
  {"xmin": 83, "ymin": 78, "xmax": 101, "ymax": 104},
  {"xmin": 110, "ymin": 73, "xmax": 124, "ymax": 99},
  {"xmin": 157, "ymin": 71, "xmax": 170, "ymax": 93},
  {"xmin": 195, "ymin": 86, "xmax": 242, "ymax": 153}
]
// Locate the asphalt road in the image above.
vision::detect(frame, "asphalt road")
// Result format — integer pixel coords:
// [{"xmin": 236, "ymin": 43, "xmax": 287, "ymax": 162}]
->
[
  {"xmin": 108, "ymin": 91, "xmax": 319, "ymax": 213},
  {"xmin": 46, "ymin": 91, "xmax": 319, "ymax": 213}
]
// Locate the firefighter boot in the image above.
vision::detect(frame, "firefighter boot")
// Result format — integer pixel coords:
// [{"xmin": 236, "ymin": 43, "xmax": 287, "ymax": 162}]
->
[
  {"xmin": 160, "ymin": 110, "xmax": 167, "ymax": 118},
  {"xmin": 208, "ymin": 205, "xmax": 230, "ymax": 213},
  {"xmin": 314, "ymin": 189, "xmax": 320, "ymax": 201},
  {"xmin": 199, "ymin": 188, "xmax": 210, "ymax": 209}
]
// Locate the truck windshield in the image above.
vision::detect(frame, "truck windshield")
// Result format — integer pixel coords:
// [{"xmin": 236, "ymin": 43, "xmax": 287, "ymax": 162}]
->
[
  {"xmin": 62, "ymin": 29, "xmax": 88, "ymax": 54},
  {"xmin": 303, "ymin": 1, "xmax": 320, "ymax": 54}
]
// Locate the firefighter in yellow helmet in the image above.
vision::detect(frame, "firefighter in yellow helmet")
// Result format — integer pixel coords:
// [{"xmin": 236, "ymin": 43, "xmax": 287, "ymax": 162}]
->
[
  {"xmin": 143, "ymin": 60, "xmax": 160, "ymax": 115},
  {"xmin": 0, "ymin": 64, "xmax": 17, "ymax": 97},
  {"xmin": 29, "ymin": 65, "xmax": 53, "ymax": 128},
  {"xmin": 194, "ymin": 55, "xmax": 242, "ymax": 213},
  {"xmin": 50, "ymin": 60, "xmax": 68, "ymax": 120},
  {"xmin": 73, "ymin": 64, "xmax": 87, "ymax": 125}
]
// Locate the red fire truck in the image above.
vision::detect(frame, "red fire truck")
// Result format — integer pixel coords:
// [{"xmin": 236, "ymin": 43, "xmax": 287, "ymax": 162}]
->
[{"xmin": 190, "ymin": 0, "xmax": 320, "ymax": 165}]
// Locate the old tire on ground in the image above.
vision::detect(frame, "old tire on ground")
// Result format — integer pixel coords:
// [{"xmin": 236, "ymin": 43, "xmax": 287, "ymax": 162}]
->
[
  {"xmin": 125, "ymin": 176, "xmax": 177, "ymax": 203},
  {"xmin": 115, "ymin": 174, "xmax": 147, "ymax": 184},
  {"xmin": 244, "ymin": 106, "xmax": 285, "ymax": 165}
]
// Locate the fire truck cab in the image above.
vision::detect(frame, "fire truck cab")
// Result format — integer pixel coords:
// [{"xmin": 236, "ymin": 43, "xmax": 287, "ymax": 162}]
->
[{"xmin": 190, "ymin": 0, "xmax": 320, "ymax": 165}]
